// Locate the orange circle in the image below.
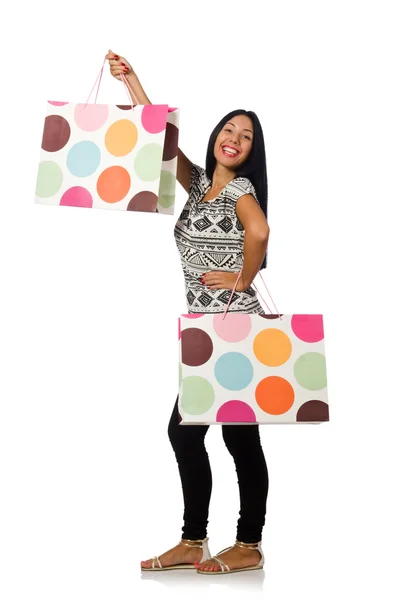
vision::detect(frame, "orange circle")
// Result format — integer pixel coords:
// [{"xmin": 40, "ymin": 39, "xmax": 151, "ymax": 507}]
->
[
  {"xmin": 253, "ymin": 328, "xmax": 292, "ymax": 366},
  {"xmin": 105, "ymin": 119, "xmax": 138, "ymax": 156},
  {"xmin": 255, "ymin": 376, "xmax": 295, "ymax": 415},
  {"xmin": 97, "ymin": 166, "xmax": 131, "ymax": 203}
]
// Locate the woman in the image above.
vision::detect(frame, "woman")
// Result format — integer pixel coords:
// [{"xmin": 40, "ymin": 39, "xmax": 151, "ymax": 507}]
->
[{"xmin": 106, "ymin": 50, "xmax": 271, "ymax": 575}]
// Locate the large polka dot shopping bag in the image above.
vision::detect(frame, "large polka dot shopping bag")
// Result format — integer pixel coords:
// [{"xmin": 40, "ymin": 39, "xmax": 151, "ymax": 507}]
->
[
  {"xmin": 178, "ymin": 270, "xmax": 329, "ymax": 425},
  {"xmin": 35, "ymin": 59, "xmax": 179, "ymax": 214}
]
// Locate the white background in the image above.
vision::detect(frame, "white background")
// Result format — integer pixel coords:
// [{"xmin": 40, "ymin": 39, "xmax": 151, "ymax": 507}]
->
[{"xmin": 1, "ymin": 1, "xmax": 396, "ymax": 599}]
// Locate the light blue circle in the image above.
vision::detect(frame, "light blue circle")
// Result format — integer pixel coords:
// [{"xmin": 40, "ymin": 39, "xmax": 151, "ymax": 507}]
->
[
  {"xmin": 67, "ymin": 141, "xmax": 101, "ymax": 177},
  {"xmin": 214, "ymin": 352, "xmax": 254, "ymax": 391}
]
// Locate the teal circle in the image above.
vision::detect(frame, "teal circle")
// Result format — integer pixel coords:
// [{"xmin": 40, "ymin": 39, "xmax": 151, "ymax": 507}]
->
[
  {"xmin": 214, "ymin": 352, "xmax": 254, "ymax": 391},
  {"xmin": 67, "ymin": 141, "xmax": 101, "ymax": 177},
  {"xmin": 134, "ymin": 143, "xmax": 163, "ymax": 181},
  {"xmin": 181, "ymin": 376, "xmax": 215, "ymax": 415},
  {"xmin": 158, "ymin": 170, "xmax": 176, "ymax": 208},
  {"xmin": 35, "ymin": 161, "xmax": 63, "ymax": 198},
  {"xmin": 294, "ymin": 352, "xmax": 327, "ymax": 390}
]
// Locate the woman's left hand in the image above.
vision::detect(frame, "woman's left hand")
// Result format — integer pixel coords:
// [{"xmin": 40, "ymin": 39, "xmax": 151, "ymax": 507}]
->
[{"xmin": 201, "ymin": 271, "xmax": 246, "ymax": 292}]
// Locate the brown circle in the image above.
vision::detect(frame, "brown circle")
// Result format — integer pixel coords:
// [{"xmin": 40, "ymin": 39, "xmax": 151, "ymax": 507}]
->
[
  {"xmin": 42, "ymin": 115, "xmax": 71, "ymax": 152},
  {"xmin": 127, "ymin": 191, "xmax": 158, "ymax": 212},
  {"xmin": 116, "ymin": 105, "xmax": 133, "ymax": 110},
  {"xmin": 163, "ymin": 122, "xmax": 179, "ymax": 161},
  {"xmin": 258, "ymin": 313, "xmax": 284, "ymax": 319},
  {"xmin": 181, "ymin": 328, "xmax": 213, "ymax": 367},
  {"xmin": 296, "ymin": 400, "xmax": 329, "ymax": 422}
]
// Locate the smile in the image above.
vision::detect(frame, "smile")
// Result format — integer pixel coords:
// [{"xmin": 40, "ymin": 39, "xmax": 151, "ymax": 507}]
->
[{"xmin": 221, "ymin": 145, "xmax": 240, "ymax": 158}]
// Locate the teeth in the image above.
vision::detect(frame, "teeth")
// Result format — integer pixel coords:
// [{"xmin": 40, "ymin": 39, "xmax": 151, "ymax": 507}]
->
[{"xmin": 223, "ymin": 146, "xmax": 238, "ymax": 155}]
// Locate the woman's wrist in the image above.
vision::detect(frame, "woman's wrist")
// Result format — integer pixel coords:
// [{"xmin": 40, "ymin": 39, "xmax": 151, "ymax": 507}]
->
[
  {"xmin": 237, "ymin": 273, "xmax": 251, "ymax": 292},
  {"xmin": 125, "ymin": 70, "xmax": 137, "ymax": 83}
]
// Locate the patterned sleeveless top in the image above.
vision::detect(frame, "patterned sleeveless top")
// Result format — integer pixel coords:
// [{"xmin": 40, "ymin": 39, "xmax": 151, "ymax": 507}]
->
[{"xmin": 174, "ymin": 163, "xmax": 264, "ymax": 314}]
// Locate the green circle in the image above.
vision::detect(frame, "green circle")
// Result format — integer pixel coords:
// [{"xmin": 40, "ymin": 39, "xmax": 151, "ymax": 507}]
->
[
  {"xmin": 134, "ymin": 143, "xmax": 163, "ymax": 181},
  {"xmin": 294, "ymin": 352, "xmax": 327, "ymax": 390},
  {"xmin": 36, "ymin": 161, "xmax": 63, "ymax": 198},
  {"xmin": 158, "ymin": 170, "xmax": 176, "ymax": 208},
  {"xmin": 181, "ymin": 376, "xmax": 215, "ymax": 415}
]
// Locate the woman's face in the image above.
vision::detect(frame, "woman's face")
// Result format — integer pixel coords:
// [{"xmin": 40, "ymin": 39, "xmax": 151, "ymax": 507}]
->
[{"xmin": 214, "ymin": 114, "xmax": 254, "ymax": 170}]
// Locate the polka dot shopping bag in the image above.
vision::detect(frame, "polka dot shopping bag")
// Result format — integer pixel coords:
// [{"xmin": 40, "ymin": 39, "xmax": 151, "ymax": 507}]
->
[
  {"xmin": 178, "ymin": 270, "xmax": 329, "ymax": 425},
  {"xmin": 35, "ymin": 57, "xmax": 179, "ymax": 214}
]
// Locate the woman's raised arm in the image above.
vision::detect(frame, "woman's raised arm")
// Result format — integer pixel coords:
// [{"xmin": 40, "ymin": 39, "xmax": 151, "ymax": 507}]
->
[{"xmin": 106, "ymin": 50, "xmax": 193, "ymax": 193}]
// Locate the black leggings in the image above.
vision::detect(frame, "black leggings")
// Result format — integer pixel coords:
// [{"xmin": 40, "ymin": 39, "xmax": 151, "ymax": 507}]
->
[{"xmin": 168, "ymin": 396, "xmax": 269, "ymax": 544}]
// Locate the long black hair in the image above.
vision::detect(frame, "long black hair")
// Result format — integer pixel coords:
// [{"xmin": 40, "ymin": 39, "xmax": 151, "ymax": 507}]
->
[{"xmin": 205, "ymin": 109, "xmax": 268, "ymax": 270}]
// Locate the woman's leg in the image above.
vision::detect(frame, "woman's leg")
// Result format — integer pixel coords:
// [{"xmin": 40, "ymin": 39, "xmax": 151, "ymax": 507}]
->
[
  {"xmin": 140, "ymin": 396, "xmax": 212, "ymax": 569},
  {"xmin": 167, "ymin": 395, "xmax": 212, "ymax": 540},
  {"xmin": 222, "ymin": 424, "xmax": 269, "ymax": 544},
  {"xmin": 196, "ymin": 424, "xmax": 268, "ymax": 572}
]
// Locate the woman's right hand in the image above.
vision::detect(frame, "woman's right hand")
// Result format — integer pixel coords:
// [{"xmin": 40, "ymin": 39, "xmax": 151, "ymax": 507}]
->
[{"xmin": 105, "ymin": 50, "xmax": 133, "ymax": 81}]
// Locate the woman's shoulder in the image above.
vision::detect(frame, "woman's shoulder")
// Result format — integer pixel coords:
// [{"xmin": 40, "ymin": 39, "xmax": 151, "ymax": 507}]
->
[
  {"xmin": 233, "ymin": 175, "xmax": 253, "ymax": 187},
  {"xmin": 191, "ymin": 163, "xmax": 209, "ymax": 184},
  {"xmin": 189, "ymin": 163, "xmax": 210, "ymax": 194},
  {"xmin": 228, "ymin": 176, "xmax": 258, "ymax": 202}
]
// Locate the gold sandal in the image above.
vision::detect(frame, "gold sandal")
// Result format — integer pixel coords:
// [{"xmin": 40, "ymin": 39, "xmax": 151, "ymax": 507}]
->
[
  {"xmin": 196, "ymin": 539, "xmax": 264, "ymax": 575},
  {"xmin": 141, "ymin": 537, "xmax": 211, "ymax": 571}
]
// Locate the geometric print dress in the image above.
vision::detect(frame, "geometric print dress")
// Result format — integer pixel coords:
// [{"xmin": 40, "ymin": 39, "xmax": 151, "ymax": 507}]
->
[{"xmin": 173, "ymin": 163, "xmax": 264, "ymax": 314}]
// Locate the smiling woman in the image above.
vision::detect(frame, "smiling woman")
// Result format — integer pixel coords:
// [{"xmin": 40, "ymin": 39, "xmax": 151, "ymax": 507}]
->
[{"xmin": 105, "ymin": 50, "xmax": 271, "ymax": 577}]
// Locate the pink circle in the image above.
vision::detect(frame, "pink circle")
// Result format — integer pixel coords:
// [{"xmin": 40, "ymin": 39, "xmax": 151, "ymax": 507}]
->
[
  {"xmin": 213, "ymin": 313, "xmax": 252, "ymax": 342},
  {"xmin": 60, "ymin": 186, "xmax": 93, "ymax": 208},
  {"xmin": 48, "ymin": 101, "xmax": 69, "ymax": 106},
  {"xmin": 182, "ymin": 313, "xmax": 204, "ymax": 318},
  {"xmin": 217, "ymin": 400, "xmax": 256, "ymax": 423},
  {"xmin": 178, "ymin": 318, "xmax": 181, "ymax": 340},
  {"xmin": 168, "ymin": 107, "xmax": 178, "ymax": 112},
  {"xmin": 141, "ymin": 105, "xmax": 169, "ymax": 133},
  {"xmin": 291, "ymin": 314, "xmax": 324, "ymax": 343},
  {"xmin": 74, "ymin": 104, "xmax": 109, "ymax": 132}
]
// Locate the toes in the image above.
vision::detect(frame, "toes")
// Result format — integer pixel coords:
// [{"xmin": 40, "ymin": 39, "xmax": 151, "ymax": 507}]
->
[
  {"xmin": 141, "ymin": 559, "xmax": 153, "ymax": 568},
  {"xmin": 198, "ymin": 560, "xmax": 219, "ymax": 572}
]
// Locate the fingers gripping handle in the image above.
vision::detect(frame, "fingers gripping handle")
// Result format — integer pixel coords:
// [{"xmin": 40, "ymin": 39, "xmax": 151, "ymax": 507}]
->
[{"xmin": 85, "ymin": 55, "xmax": 137, "ymax": 108}]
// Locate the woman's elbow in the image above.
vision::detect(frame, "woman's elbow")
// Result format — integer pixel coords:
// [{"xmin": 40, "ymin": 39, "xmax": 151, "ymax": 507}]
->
[
  {"xmin": 253, "ymin": 227, "xmax": 270, "ymax": 243},
  {"xmin": 263, "ymin": 227, "xmax": 270, "ymax": 241}
]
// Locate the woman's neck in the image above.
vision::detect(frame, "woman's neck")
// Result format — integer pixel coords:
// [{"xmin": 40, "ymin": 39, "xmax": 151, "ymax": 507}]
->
[{"xmin": 211, "ymin": 164, "xmax": 236, "ymax": 191}]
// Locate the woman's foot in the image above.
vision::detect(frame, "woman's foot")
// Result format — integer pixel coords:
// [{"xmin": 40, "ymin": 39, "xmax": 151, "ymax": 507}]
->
[
  {"xmin": 196, "ymin": 543, "xmax": 261, "ymax": 573},
  {"xmin": 140, "ymin": 539, "xmax": 205, "ymax": 569}
]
